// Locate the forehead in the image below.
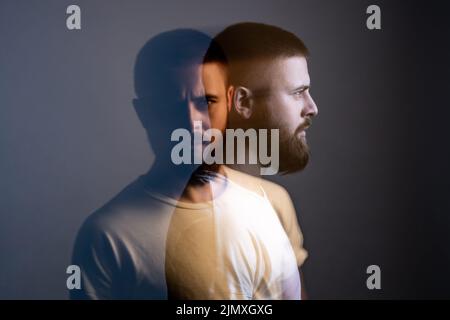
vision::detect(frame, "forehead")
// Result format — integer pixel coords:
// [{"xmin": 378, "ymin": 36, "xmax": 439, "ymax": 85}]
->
[
  {"xmin": 174, "ymin": 62, "xmax": 227, "ymax": 96},
  {"xmin": 244, "ymin": 56, "xmax": 310, "ymax": 91},
  {"xmin": 201, "ymin": 62, "xmax": 227, "ymax": 93},
  {"xmin": 172, "ymin": 63, "xmax": 201, "ymax": 89}
]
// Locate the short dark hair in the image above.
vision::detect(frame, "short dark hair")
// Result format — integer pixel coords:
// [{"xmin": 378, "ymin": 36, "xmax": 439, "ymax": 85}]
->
[
  {"xmin": 134, "ymin": 29, "xmax": 218, "ymax": 98},
  {"xmin": 214, "ymin": 22, "xmax": 309, "ymax": 69},
  {"xmin": 203, "ymin": 39, "xmax": 228, "ymax": 66}
]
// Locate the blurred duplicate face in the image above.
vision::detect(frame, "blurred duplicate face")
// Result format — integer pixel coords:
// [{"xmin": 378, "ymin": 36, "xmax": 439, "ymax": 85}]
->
[
  {"xmin": 175, "ymin": 62, "xmax": 229, "ymax": 133},
  {"xmin": 246, "ymin": 56, "xmax": 318, "ymax": 173},
  {"xmin": 201, "ymin": 62, "xmax": 230, "ymax": 134},
  {"xmin": 170, "ymin": 61, "xmax": 229, "ymax": 173}
]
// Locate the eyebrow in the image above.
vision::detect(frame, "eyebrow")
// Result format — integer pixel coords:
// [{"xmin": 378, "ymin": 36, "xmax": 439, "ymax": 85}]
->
[
  {"xmin": 192, "ymin": 93, "xmax": 219, "ymax": 100},
  {"xmin": 205, "ymin": 94, "xmax": 219, "ymax": 101},
  {"xmin": 291, "ymin": 85, "xmax": 310, "ymax": 92},
  {"xmin": 191, "ymin": 94, "xmax": 219, "ymax": 103}
]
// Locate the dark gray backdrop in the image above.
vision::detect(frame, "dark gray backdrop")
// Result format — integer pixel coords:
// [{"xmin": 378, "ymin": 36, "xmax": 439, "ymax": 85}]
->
[{"xmin": 1, "ymin": 0, "xmax": 449, "ymax": 299}]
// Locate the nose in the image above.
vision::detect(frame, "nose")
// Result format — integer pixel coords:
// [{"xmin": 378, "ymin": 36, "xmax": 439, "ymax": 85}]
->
[{"xmin": 301, "ymin": 92, "xmax": 318, "ymax": 118}]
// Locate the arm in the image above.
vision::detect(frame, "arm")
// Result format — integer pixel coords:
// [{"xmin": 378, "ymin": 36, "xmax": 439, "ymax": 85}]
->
[
  {"xmin": 265, "ymin": 184, "xmax": 309, "ymax": 300},
  {"xmin": 70, "ymin": 217, "xmax": 119, "ymax": 300}
]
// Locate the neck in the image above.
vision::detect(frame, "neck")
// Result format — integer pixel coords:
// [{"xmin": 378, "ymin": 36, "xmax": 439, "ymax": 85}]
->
[
  {"xmin": 144, "ymin": 159, "xmax": 227, "ymax": 203},
  {"xmin": 181, "ymin": 164, "xmax": 227, "ymax": 203}
]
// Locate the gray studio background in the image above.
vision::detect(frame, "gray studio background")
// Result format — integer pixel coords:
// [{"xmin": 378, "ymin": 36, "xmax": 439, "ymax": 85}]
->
[{"xmin": 1, "ymin": 0, "xmax": 449, "ymax": 299}]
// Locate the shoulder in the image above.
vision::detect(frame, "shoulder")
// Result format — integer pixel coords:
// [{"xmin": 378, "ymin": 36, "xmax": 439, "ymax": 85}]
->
[
  {"xmin": 74, "ymin": 176, "xmax": 153, "ymax": 244},
  {"xmin": 74, "ymin": 174, "xmax": 179, "ymax": 251}
]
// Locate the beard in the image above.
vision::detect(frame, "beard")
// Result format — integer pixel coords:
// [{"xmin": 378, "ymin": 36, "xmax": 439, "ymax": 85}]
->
[
  {"xmin": 248, "ymin": 105, "xmax": 311, "ymax": 174},
  {"xmin": 277, "ymin": 126, "xmax": 310, "ymax": 174}
]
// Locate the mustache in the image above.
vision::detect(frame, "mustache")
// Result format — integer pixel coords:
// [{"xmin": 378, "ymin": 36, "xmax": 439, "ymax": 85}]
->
[{"xmin": 296, "ymin": 117, "xmax": 312, "ymax": 134}]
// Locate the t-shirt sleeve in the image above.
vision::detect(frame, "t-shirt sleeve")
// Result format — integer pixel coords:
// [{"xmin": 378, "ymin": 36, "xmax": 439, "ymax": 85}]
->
[
  {"xmin": 70, "ymin": 216, "xmax": 121, "ymax": 300},
  {"xmin": 267, "ymin": 186, "xmax": 308, "ymax": 267}
]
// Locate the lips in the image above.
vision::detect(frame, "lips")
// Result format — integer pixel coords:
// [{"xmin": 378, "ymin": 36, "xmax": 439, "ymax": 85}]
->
[
  {"xmin": 295, "ymin": 118, "xmax": 312, "ymax": 136},
  {"xmin": 295, "ymin": 125, "xmax": 310, "ymax": 137}
]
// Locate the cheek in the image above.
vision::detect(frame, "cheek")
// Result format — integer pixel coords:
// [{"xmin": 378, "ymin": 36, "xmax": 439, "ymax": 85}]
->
[
  {"xmin": 209, "ymin": 102, "xmax": 228, "ymax": 131},
  {"xmin": 266, "ymin": 95, "xmax": 299, "ymax": 127}
]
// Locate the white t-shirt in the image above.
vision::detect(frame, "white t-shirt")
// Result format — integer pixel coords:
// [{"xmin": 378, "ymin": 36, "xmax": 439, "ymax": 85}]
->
[{"xmin": 70, "ymin": 167, "xmax": 308, "ymax": 299}]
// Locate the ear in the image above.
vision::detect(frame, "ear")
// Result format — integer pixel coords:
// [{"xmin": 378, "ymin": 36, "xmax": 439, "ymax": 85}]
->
[
  {"xmin": 233, "ymin": 86, "xmax": 253, "ymax": 119},
  {"xmin": 226, "ymin": 86, "xmax": 234, "ymax": 113},
  {"xmin": 133, "ymin": 98, "xmax": 149, "ymax": 129}
]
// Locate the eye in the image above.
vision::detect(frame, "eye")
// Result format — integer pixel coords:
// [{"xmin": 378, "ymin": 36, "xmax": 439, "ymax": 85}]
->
[
  {"xmin": 204, "ymin": 97, "xmax": 218, "ymax": 109},
  {"xmin": 207, "ymin": 98, "xmax": 217, "ymax": 105},
  {"xmin": 201, "ymin": 99, "xmax": 210, "ymax": 108},
  {"xmin": 293, "ymin": 91, "xmax": 304, "ymax": 98},
  {"xmin": 193, "ymin": 97, "xmax": 209, "ymax": 110},
  {"xmin": 193, "ymin": 96, "xmax": 218, "ymax": 110},
  {"xmin": 293, "ymin": 88, "xmax": 308, "ymax": 98}
]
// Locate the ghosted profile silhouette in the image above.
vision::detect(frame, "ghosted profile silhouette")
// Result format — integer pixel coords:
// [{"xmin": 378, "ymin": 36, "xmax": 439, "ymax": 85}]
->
[{"xmin": 71, "ymin": 27, "xmax": 308, "ymax": 300}]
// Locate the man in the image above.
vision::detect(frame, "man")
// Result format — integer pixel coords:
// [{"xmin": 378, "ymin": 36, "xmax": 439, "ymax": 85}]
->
[
  {"xmin": 71, "ymin": 29, "xmax": 226, "ymax": 299},
  {"xmin": 71, "ymin": 27, "xmax": 308, "ymax": 300},
  {"xmin": 213, "ymin": 22, "xmax": 319, "ymax": 298}
]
